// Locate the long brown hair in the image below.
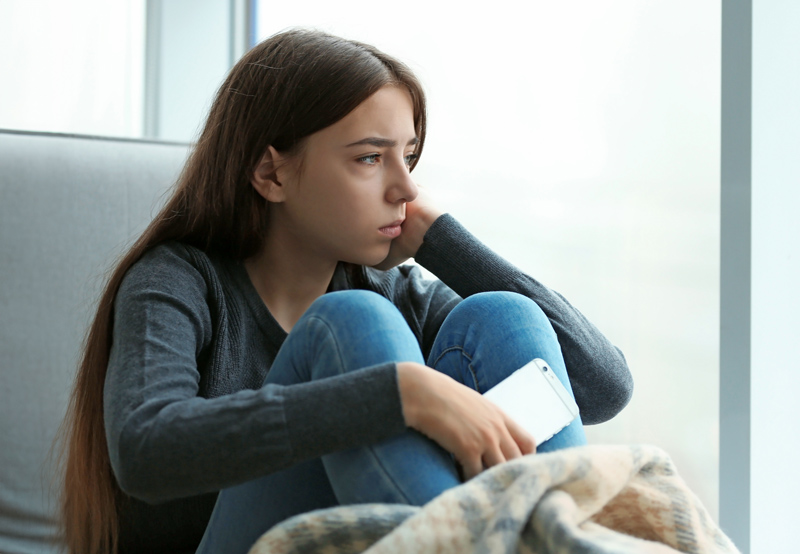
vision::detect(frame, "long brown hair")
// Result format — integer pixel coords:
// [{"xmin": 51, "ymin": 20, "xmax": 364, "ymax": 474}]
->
[{"xmin": 57, "ymin": 28, "xmax": 426, "ymax": 554}]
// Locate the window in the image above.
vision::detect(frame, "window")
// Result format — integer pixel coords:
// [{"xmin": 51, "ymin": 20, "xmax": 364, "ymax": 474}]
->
[
  {"xmin": 0, "ymin": 0, "xmax": 146, "ymax": 137},
  {"xmin": 255, "ymin": 0, "xmax": 721, "ymax": 517}
]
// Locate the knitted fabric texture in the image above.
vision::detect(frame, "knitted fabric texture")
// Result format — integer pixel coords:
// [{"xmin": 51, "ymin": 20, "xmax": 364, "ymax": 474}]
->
[{"xmin": 249, "ymin": 444, "xmax": 739, "ymax": 554}]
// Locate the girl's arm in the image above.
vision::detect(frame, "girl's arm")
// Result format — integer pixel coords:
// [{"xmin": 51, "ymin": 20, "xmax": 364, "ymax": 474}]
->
[
  {"xmin": 413, "ymin": 214, "xmax": 633, "ymax": 424},
  {"xmin": 373, "ymin": 188, "xmax": 632, "ymax": 425},
  {"xmin": 104, "ymin": 244, "xmax": 406, "ymax": 503}
]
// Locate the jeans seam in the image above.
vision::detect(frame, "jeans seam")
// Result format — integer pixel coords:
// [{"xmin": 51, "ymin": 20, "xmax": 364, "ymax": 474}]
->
[
  {"xmin": 307, "ymin": 315, "xmax": 414, "ymax": 504},
  {"xmin": 306, "ymin": 315, "xmax": 347, "ymax": 377},
  {"xmin": 358, "ymin": 445, "xmax": 413, "ymax": 504},
  {"xmin": 431, "ymin": 346, "xmax": 480, "ymax": 392}
]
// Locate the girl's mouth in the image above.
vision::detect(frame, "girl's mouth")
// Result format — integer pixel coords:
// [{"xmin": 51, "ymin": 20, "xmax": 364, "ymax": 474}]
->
[{"xmin": 379, "ymin": 220, "xmax": 404, "ymax": 238}]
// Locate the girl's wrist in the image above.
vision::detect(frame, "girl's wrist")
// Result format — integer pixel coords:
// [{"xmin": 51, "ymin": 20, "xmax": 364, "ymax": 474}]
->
[
  {"xmin": 404, "ymin": 208, "xmax": 443, "ymax": 258},
  {"xmin": 396, "ymin": 361, "xmax": 430, "ymax": 428}
]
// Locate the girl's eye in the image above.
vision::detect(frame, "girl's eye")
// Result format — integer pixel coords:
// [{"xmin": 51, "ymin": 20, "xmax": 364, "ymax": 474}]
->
[
  {"xmin": 358, "ymin": 154, "xmax": 380, "ymax": 165},
  {"xmin": 356, "ymin": 153, "xmax": 418, "ymax": 167}
]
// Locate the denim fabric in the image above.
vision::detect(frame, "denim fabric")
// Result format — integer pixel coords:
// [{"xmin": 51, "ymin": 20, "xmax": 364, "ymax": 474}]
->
[{"xmin": 196, "ymin": 290, "xmax": 586, "ymax": 554}]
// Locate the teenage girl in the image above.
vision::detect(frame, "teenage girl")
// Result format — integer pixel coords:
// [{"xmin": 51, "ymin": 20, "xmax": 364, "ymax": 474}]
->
[{"xmin": 58, "ymin": 29, "xmax": 633, "ymax": 554}]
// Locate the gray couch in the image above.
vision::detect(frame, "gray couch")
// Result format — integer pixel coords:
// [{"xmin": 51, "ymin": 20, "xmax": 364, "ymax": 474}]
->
[{"xmin": 0, "ymin": 129, "xmax": 190, "ymax": 553}]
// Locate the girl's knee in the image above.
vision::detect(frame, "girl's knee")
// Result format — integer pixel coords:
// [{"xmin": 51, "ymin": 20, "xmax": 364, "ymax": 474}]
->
[
  {"xmin": 275, "ymin": 290, "xmax": 422, "ymax": 384},
  {"xmin": 429, "ymin": 292, "xmax": 562, "ymax": 392},
  {"xmin": 308, "ymin": 289, "xmax": 393, "ymax": 315},
  {"xmin": 450, "ymin": 292, "xmax": 554, "ymax": 337},
  {"xmin": 304, "ymin": 290, "xmax": 404, "ymax": 328}
]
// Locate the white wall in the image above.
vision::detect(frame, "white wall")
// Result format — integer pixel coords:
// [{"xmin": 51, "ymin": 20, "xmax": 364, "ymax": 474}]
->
[
  {"xmin": 256, "ymin": 0, "xmax": 721, "ymax": 518},
  {"xmin": 0, "ymin": 0, "xmax": 145, "ymax": 137},
  {"xmin": 751, "ymin": 1, "xmax": 800, "ymax": 550}
]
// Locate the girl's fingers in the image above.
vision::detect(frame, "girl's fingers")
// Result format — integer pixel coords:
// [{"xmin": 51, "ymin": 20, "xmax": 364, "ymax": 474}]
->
[
  {"xmin": 481, "ymin": 446, "xmax": 507, "ymax": 470},
  {"xmin": 398, "ymin": 365, "xmax": 536, "ymax": 480},
  {"xmin": 504, "ymin": 415, "xmax": 536, "ymax": 455},
  {"xmin": 498, "ymin": 432, "xmax": 524, "ymax": 461},
  {"xmin": 460, "ymin": 455, "xmax": 483, "ymax": 481}
]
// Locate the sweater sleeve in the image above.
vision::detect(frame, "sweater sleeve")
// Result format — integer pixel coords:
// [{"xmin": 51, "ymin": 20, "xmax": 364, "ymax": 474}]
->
[
  {"xmin": 413, "ymin": 214, "xmax": 633, "ymax": 424},
  {"xmin": 104, "ymin": 245, "xmax": 406, "ymax": 504}
]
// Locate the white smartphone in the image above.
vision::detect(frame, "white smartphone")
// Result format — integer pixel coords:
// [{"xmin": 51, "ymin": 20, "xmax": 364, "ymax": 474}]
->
[{"xmin": 483, "ymin": 358, "xmax": 579, "ymax": 445}]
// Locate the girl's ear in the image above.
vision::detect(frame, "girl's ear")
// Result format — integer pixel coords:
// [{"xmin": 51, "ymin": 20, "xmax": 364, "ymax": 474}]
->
[{"xmin": 251, "ymin": 146, "xmax": 289, "ymax": 202}]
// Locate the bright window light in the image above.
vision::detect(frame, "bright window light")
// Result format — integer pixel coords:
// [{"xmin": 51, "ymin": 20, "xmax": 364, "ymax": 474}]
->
[{"xmin": 256, "ymin": 0, "xmax": 721, "ymax": 518}]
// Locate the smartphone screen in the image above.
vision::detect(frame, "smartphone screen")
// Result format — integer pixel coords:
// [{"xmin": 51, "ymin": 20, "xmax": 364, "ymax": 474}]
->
[{"xmin": 483, "ymin": 358, "xmax": 579, "ymax": 445}]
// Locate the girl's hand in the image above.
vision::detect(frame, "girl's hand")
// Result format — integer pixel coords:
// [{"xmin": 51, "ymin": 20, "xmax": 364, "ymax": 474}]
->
[
  {"xmin": 396, "ymin": 362, "xmax": 536, "ymax": 480},
  {"xmin": 372, "ymin": 185, "xmax": 444, "ymax": 271}
]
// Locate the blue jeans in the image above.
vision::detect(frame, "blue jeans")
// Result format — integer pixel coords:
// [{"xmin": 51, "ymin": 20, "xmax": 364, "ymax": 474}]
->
[{"xmin": 196, "ymin": 290, "xmax": 586, "ymax": 554}]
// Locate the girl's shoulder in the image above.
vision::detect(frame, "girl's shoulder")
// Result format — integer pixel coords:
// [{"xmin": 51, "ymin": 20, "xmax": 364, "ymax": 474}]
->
[{"xmin": 118, "ymin": 241, "xmax": 219, "ymax": 303}]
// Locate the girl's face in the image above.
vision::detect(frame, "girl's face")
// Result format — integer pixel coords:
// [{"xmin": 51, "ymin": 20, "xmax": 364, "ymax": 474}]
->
[{"xmin": 270, "ymin": 85, "xmax": 420, "ymax": 267}]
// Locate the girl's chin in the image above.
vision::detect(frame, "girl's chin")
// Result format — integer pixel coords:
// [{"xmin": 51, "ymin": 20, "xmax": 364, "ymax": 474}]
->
[{"xmin": 341, "ymin": 247, "xmax": 392, "ymax": 267}]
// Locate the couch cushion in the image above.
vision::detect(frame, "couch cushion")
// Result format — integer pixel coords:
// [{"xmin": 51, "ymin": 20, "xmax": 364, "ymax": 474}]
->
[{"xmin": 0, "ymin": 130, "xmax": 190, "ymax": 553}]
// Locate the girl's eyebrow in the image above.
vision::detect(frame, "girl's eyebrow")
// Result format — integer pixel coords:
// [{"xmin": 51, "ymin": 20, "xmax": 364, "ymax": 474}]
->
[{"xmin": 345, "ymin": 136, "xmax": 419, "ymax": 148}]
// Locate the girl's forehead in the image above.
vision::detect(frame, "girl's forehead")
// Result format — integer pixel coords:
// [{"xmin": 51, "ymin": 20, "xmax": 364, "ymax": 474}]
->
[{"xmin": 311, "ymin": 86, "xmax": 417, "ymax": 147}]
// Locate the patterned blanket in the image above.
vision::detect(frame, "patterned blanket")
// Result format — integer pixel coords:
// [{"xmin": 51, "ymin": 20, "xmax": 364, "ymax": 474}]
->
[{"xmin": 249, "ymin": 444, "xmax": 739, "ymax": 554}]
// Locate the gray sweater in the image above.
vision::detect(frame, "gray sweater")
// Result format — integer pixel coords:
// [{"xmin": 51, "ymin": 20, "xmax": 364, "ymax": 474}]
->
[{"xmin": 104, "ymin": 214, "xmax": 633, "ymax": 553}]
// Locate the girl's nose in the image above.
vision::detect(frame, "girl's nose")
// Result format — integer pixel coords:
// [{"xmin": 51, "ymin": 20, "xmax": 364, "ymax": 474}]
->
[{"xmin": 386, "ymin": 159, "xmax": 419, "ymax": 204}]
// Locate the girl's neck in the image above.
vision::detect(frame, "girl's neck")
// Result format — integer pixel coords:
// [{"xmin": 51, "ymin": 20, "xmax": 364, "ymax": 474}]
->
[{"xmin": 244, "ymin": 229, "xmax": 337, "ymax": 333}]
